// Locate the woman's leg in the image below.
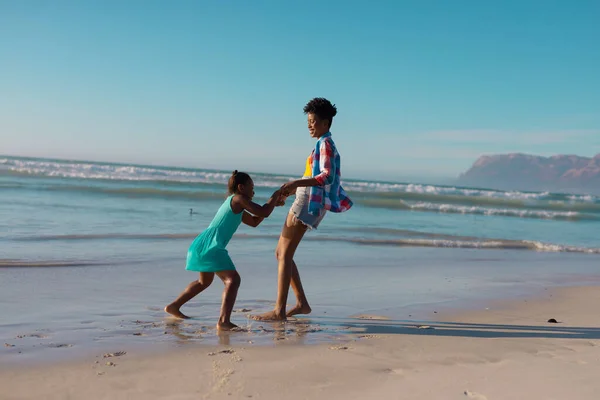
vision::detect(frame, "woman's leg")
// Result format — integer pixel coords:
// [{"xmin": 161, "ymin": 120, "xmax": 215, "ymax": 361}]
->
[
  {"xmin": 253, "ymin": 213, "xmax": 307, "ymax": 321},
  {"xmin": 215, "ymin": 270, "xmax": 242, "ymax": 330},
  {"xmin": 165, "ymin": 272, "xmax": 215, "ymax": 319},
  {"xmin": 286, "ymin": 259, "xmax": 312, "ymax": 317}
]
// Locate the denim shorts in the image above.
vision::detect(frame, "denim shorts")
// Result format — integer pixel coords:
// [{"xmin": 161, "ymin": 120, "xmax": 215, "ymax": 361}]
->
[{"xmin": 289, "ymin": 185, "xmax": 326, "ymax": 230}]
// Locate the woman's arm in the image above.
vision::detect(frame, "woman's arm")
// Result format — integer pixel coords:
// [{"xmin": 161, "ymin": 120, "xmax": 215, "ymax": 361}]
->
[{"xmin": 281, "ymin": 140, "xmax": 335, "ymax": 194}]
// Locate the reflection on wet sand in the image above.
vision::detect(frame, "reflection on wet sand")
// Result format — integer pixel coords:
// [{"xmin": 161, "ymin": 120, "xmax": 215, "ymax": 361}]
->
[{"xmin": 161, "ymin": 317, "xmax": 330, "ymax": 346}]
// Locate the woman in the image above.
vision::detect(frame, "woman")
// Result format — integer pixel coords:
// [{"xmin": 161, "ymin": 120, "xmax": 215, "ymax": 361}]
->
[{"xmin": 252, "ymin": 98, "xmax": 353, "ymax": 321}]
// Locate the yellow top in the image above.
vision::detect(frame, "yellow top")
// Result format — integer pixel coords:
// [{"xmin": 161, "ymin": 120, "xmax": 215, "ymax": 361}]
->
[{"xmin": 303, "ymin": 154, "xmax": 312, "ymax": 178}]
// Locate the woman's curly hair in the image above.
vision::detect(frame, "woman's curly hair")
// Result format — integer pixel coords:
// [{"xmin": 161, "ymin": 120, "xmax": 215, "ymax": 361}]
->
[{"xmin": 303, "ymin": 97, "xmax": 337, "ymax": 126}]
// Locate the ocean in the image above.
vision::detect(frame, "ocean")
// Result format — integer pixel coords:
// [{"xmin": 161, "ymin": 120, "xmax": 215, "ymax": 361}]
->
[{"xmin": 2, "ymin": 155, "xmax": 600, "ymax": 364}]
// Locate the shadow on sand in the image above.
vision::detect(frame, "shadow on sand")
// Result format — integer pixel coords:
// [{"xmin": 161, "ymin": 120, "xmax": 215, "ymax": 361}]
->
[{"xmin": 307, "ymin": 316, "xmax": 600, "ymax": 340}]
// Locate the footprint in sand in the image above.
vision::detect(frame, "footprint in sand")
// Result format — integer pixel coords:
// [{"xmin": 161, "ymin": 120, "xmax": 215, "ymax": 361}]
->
[
  {"xmin": 352, "ymin": 314, "xmax": 391, "ymax": 320},
  {"xmin": 464, "ymin": 390, "xmax": 488, "ymax": 400},
  {"xmin": 208, "ymin": 349, "xmax": 236, "ymax": 356},
  {"xmin": 205, "ymin": 360, "xmax": 236, "ymax": 398},
  {"xmin": 103, "ymin": 351, "xmax": 127, "ymax": 358},
  {"xmin": 16, "ymin": 333, "xmax": 48, "ymax": 339},
  {"xmin": 379, "ymin": 368, "xmax": 404, "ymax": 375},
  {"xmin": 296, "ymin": 326, "xmax": 323, "ymax": 334},
  {"xmin": 329, "ymin": 345, "xmax": 349, "ymax": 350},
  {"xmin": 358, "ymin": 334, "xmax": 382, "ymax": 339}
]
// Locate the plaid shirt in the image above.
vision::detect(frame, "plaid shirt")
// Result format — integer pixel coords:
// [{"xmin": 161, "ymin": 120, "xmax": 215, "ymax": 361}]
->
[{"xmin": 308, "ymin": 132, "xmax": 353, "ymax": 215}]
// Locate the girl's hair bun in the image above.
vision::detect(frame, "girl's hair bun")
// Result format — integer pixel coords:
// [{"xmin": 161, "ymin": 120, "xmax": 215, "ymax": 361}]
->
[{"xmin": 228, "ymin": 170, "xmax": 251, "ymax": 195}]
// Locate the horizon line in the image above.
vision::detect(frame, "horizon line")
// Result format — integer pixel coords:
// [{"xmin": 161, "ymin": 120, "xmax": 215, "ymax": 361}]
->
[{"xmin": 0, "ymin": 153, "xmax": 461, "ymax": 185}]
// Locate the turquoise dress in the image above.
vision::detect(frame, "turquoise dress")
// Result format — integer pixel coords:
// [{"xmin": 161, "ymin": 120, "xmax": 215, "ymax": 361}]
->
[{"xmin": 185, "ymin": 195, "xmax": 243, "ymax": 272}]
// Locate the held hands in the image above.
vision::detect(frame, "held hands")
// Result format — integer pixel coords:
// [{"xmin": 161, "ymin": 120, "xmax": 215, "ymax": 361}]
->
[
  {"xmin": 276, "ymin": 196, "xmax": 286, "ymax": 207},
  {"xmin": 272, "ymin": 188, "xmax": 287, "ymax": 207},
  {"xmin": 280, "ymin": 180, "xmax": 299, "ymax": 197},
  {"xmin": 271, "ymin": 181, "xmax": 299, "ymax": 207}
]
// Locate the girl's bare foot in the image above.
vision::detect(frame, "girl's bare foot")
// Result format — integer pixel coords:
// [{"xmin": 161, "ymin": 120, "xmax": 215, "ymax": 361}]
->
[
  {"xmin": 164, "ymin": 304, "xmax": 190, "ymax": 319},
  {"xmin": 251, "ymin": 310, "xmax": 286, "ymax": 321},
  {"xmin": 217, "ymin": 321, "xmax": 240, "ymax": 331},
  {"xmin": 286, "ymin": 304, "xmax": 312, "ymax": 317}
]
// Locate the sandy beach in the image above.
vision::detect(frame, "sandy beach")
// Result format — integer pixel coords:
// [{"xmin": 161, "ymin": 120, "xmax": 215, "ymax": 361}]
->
[
  {"xmin": 3, "ymin": 285, "xmax": 599, "ymax": 400},
  {"xmin": 3, "ymin": 1, "xmax": 599, "ymax": 398}
]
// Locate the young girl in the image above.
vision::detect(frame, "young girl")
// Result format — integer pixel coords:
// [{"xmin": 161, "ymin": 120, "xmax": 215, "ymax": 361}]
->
[{"xmin": 165, "ymin": 171, "xmax": 284, "ymax": 331}]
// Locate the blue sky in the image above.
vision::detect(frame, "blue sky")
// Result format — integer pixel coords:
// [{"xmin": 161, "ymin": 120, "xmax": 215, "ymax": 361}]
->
[{"xmin": 1, "ymin": 0, "xmax": 599, "ymax": 181}]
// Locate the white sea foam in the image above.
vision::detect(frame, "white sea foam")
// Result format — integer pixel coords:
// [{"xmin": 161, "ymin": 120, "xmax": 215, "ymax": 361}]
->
[
  {"xmin": 2, "ymin": 157, "xmax": 599, "ymax": 205},
  {"xmin": 567, "ymin": 194, "xmax": 596, "ymax": 202},
  {"xmin": 405, "ymin": 202, "xmax": 587, "ymax": 220},
  {"xmin": 10, "ymin": 232, "xmax": 600, "ymax": 255},
  {"xmin": 342, "ymin": 180, "xmax": 552, "ymax": 200},
  {"xmin": 1, "ymin": 158, "xmax": 235, "ymax": 185},
  {"xmin": 524, "ymin": 241, "xmax": 600, "ymax": 254}
]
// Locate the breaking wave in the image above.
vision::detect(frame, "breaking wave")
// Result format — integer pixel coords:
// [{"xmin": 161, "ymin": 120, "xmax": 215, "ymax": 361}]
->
[
  {"xmin": 6, "ymin": 232, "xmax": 600, "ymax": 256},
  {"xmin": 3, "ymin": 156, "xmax": 599, "ymax": 220}
]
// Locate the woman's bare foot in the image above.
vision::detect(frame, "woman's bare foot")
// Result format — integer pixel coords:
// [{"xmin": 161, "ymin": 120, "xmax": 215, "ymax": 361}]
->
[
  {"xmin": 217, "ymin": 321, "xmax": 240, "ymax": 331},
  {"xmin": 164, "ymin": 304, "xmax": 190, "ymax": 319},
  {"xmin": 286, "ymin": 304, "xmax": 312, "ymax": 317},
  {"xmin": 251, "ymin": 310, "xmax": 287, "ymax": 321}
]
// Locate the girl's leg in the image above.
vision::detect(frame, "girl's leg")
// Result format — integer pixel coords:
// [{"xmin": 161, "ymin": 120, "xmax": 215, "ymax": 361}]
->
[
  {"xmin": 215, "ymin": 270, "xmax": 242, "ymax": 331},
  {"xmin": 253, "ymin": 213, "xmax": 307, "ymax": 321},
  {"xmin": 165, "ymin": 272, "xmax": 215, "ymax": 319}
]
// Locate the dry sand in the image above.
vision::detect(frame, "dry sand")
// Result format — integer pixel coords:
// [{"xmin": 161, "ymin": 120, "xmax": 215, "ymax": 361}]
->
[{"xmin": 2, "ymin": 286, "xmax": 600, "ymax": 400}]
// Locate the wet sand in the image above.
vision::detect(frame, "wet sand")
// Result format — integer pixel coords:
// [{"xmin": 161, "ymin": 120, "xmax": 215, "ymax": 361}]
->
[{"xmin": 3, "ymin": 285, "xmax": 600, "ymax": 399}]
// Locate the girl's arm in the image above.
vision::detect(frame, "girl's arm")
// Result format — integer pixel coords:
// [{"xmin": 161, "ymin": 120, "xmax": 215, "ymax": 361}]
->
[
  {"xmin": 242, "ymin": 212, "xmax": 264, "ymax": 228},
  {"xmin": 235, "ymin": 189, "xmax": 282, "ymax": 219},
  {"xmin": 241, "ymin": 191, "xmax": 287, "ymax": 227}
]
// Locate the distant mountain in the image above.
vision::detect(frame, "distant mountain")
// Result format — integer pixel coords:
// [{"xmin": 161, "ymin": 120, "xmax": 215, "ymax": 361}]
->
[{"xmin": 457, "ymin": 153, "xmax": 600, "ymax": 194}]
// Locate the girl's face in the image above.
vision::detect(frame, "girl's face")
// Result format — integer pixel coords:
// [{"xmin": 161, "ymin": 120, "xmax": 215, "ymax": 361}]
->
[
  {"xmin": 307, "ymin": 113, "xmax": 330, "ymax": 138},
  {"xmin": 238, "ymin": 179, "xmax": 255, "ymax": 200}
]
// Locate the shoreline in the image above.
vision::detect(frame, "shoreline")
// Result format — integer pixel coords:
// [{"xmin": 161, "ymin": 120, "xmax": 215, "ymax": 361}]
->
[
  {"xmin": 3, "ymin": 285, "xmax": 600, "ymax": 399},
  {"xmin": 2, "ymin": 269, "xmax": 599, "ymax": 369}
]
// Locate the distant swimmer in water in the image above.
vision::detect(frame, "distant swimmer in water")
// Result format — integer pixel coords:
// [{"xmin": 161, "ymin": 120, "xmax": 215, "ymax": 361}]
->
[{"xmin": 189, "ymin": 208, "xmax": 199, "ymax": 215}]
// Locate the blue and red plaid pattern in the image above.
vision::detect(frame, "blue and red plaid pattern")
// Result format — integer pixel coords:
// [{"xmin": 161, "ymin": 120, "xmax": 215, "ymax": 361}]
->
[{"xmin": 308, "ymin": 132, "xmax": 353, "ymax": 215}]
